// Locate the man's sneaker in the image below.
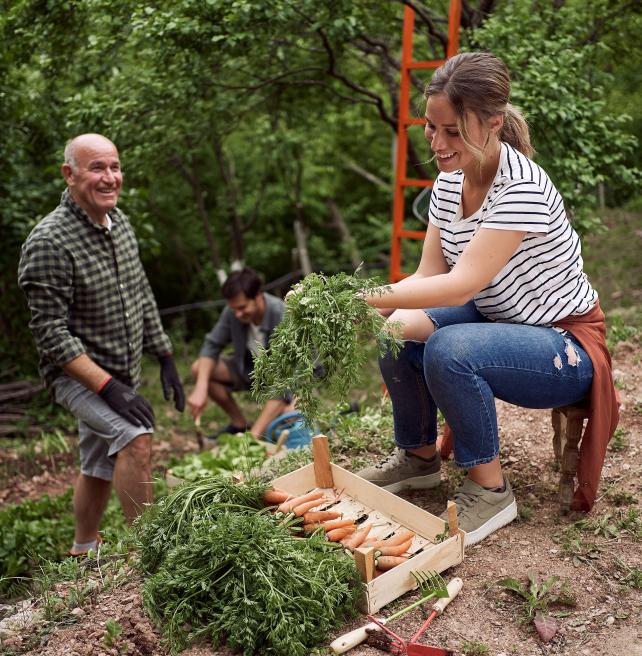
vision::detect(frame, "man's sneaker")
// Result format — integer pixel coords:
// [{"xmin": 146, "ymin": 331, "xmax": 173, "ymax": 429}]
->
[
  {"xmin": 442, "ymin": 474, "xmax": 517, "ymax": 546},
  {"xmin": 355, "ymin": 448, "xmax": 441, "ymax": 493}
]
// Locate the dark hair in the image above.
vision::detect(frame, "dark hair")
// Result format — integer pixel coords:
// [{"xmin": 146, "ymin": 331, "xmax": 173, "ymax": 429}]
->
[
  {"xmin": 425, "ymin": 52, "xmax": 533, "ymax": 159},
  {"xmin": 222, "ymin": 266, "xmax": 263, "ymax": 300}
]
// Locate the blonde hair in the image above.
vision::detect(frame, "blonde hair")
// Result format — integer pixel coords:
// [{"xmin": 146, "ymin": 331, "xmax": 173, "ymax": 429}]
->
[{"xmin": 425, "ymin": 52, "xmax": 534, "ymax": 160}]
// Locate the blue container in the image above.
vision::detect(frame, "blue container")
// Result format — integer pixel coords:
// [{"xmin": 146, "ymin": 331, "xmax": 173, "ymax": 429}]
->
[{"xmin": 265, "ymin": 411, "xmax": 314, "ymax": 449}]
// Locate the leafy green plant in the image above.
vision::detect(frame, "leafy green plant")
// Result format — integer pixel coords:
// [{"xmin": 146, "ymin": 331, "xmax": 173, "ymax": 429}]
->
[
  {"xmin": 554, "ymin": 525, "xmax": 601, "ymax": 567},
  {"xmin": 136, "ymin": 477, "xmax": 361, "ymax": 655},
  {"xmin": 497, "ymin": 570, "xmax": 575, "ymax": 642},
  {"xmin": 461, "ymin": 639, "xmax": 490, "ymax": 656},
  {"xmin": 0, "ymin": 488, "xmax": 128, "ymax": 599},
  {"xmin": 252, "ymin": 270, "xmax": 401, "ymax": 422},
  {"xmin": 606, "ymin": 489, "xmax": 638, "ymax": 506},
  {"xmin": 615, "ymin": 558, "xmax": 642, "ymax": 589},
  {"xmin": 103, "ymin": 619, "xmax": 123, "ymax": 648},
  {"xmin": 574, "ymin": 508, "xmax": 642, "ymax": 541},
  {"xmin": 168, "ymin": 434, "xmax": 267, "ymax": 481},
  {"xmin": 606, "ymin": 315, "xmax": 639, "ymax": 349},
  {"xmin": 609, "ymin": 427, "xmax": 628, "ymax": 452}
]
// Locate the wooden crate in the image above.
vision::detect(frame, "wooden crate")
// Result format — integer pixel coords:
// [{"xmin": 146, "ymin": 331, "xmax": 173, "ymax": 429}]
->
[{"xmin": 272, "ymin": 436, "xmax": 465, "ymax": 613}]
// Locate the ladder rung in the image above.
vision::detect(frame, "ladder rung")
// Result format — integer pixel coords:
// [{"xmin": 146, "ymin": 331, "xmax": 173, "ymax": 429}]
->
[
  {"xmin": 400, "ymin": 179, "xmax": 434, "ymax": 188},
  {"xmin": 402, "ymin": 117, "xmax": 426, "ymax": 126},
  {"xmin": 405, "ymin": 60, "xmax": 446, "ymax": 70}
]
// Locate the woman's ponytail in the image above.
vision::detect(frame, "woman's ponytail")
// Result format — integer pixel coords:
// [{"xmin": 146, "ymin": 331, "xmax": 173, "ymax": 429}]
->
[{"xmin": 501, "ymin": 103, "xmax": 534, "ymax": 158}]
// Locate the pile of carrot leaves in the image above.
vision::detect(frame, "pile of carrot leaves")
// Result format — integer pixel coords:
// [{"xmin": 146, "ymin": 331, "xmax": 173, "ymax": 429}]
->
[
  {"xmin": 252, "ymin": 269, "xmax": 401, "ymax": 422},
  {"xmin": 135, "ymin": 476, "xmax": 362, "ymax": 655}
]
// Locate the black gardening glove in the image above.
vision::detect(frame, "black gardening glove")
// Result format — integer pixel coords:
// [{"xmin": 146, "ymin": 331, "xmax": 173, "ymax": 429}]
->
[
  {"xmin": 99, "ymin": 378, "xmax": 155, "ymax": 428},
  {"xmin": 159, "ymin": 354, "xmax": 185, "ymax": 412}
]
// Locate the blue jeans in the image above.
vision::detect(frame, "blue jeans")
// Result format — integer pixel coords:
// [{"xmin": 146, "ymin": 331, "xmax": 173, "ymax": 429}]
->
[{"xmin": 379, "ymin": 302, "xmax": 594, "ymax": 468}]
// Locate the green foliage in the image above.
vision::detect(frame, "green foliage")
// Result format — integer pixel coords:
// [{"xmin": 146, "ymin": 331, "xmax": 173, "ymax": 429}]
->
[
  {"xmin": 252, "ymin": 270, "xmax": 401, "ymax": 422},
  {"xmin": 461, "ymin": 640, "xmax": 490, "ymax": 656},
  {"xmin": 615, "ymin": 558, "xmax": 642, "ymax": 590},
  {"xmin": 0, "ymin": 490, "xmax": 74, "ymax": 598},
  {"xmin": 168, "ymin": 434, "xmax": 267, "ymax": 481},
  {"xmin": 606, "ymin": 316, "xmax": 639, "ymax": 350},
  {"xmin": 135, "ymin": 476, "xmax": 361, "ymax": 655},
  {"xmin": 497, "ymin": 570, "xmax": 575, "ymax": 642},
  {"xmin": 0, "ymin": 488, "xmax": 127, "ymax": 599},
  {"xmin": 103, "ymin": 619, "xmax": 123, "ymax": 648},
  {"xmin": 573, "ymin": 508, "xmax": 642, "ymax": 541},
  {"xmin": 609, "ymin": 427, "xmax": 628, "ymax": 452},
  {"xmin": 135, "ymin": 476, "xmax": 269, "ymax": 575},
  {"xmin": 470, "ymin": 0, "xmax": 641, "ymax": 234}
]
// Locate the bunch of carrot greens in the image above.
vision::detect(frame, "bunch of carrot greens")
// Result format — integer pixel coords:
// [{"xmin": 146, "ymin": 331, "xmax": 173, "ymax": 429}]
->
[
  {"xmin": 135, "ymin": 476, "xmax": 361, "ymax": 656},
  {"xmin": 252, "ymin": 269, "xmax": 401, "ymax": 423}
]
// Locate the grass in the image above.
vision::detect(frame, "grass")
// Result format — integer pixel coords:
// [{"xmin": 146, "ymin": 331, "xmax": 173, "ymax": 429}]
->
[
  {"xmin": 582, "ymin": 209, "xmax": 642, "ymax": 335},
  {"xmin": 609, "ymin": 427, "xmax": 629, "ymax": 452},
  {"xmin": 461, "ymin": 639, "xmax": 490, "ymax": 655}
]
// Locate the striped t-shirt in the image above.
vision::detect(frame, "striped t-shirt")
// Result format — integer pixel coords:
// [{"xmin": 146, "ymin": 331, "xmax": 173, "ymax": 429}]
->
[{"xmin": 428, "ymin": 143, "xmax": 597, "ymax": 325}]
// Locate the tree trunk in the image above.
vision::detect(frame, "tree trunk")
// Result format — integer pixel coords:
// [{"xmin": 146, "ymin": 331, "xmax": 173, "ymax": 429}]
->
[
  {"xmin": 213, "ymin": 139, "xmax": 245, "ymax": 263},
  {"xmin": 293, "ymin": 217, "xmax": 312, "ymax": 275},
  {"xmin": 326, "ymin": 198, "xmax": 363, "ymax": 271},
  {"xmin": 172, "ymin": 154, "xmax": 226, "ymax": 283}
]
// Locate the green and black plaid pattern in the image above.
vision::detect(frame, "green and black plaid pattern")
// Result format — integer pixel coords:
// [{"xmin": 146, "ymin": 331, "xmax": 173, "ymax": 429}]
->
[{"xmin": 18, "ymin": 190, "xmax": 172, "ymax": 388}]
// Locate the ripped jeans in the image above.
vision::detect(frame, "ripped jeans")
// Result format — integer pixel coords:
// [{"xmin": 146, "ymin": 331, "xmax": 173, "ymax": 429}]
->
[{"xmin": 379, "ymin": 301, "xmax": 594, "ymax": 468}]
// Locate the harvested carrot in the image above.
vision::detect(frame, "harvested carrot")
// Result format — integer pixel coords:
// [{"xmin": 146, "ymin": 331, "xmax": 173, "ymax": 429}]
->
[
  {"xmin": 263, "ymin": 488, "xmax": 291, "ymax": 505},
  {"xmin": 375, "ymin": 555, "xmax": 409, "ymax": 570},
  {"xmin": 364, "ymin": 530, "xmax": 415, "ymax": 548},
  {"xmin": 303, "ymin": 510, "xmax": 341, "ymax": 523},
  {"xmin": 340, "ymin": 524, "xmax": 372, "ymax": 550},
  {"xmin": 374, "ymin": 539, "xmax": 412, "ymax": 557},
  {"xmin": 327, "ymin": 526, "xmax": 356, "ymax": 542},
  {"xmin": 292, "ymin": 498, "xmax": 330, "ymax": 516},
  {"xmin": 303, "ymin": 519, "xmax": 355, "ymax": 533},
  {"xmin": 277, "ymin": 490, "xmax": 325, "ymax": 514}
]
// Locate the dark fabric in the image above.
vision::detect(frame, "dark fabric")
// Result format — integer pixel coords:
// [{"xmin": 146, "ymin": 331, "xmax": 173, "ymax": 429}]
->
[
  {"xmin": 199, "ymin": 292, "xmax": 285, "ymax": 380},
  {"xmin": 18, "ymin": 190, "xmax": 171, "ymax": 388},
  {"xmin": 98, "ymin": 378, "xmax": 155, "ymax": 429},
  {"xmin": 554, "ymin": 301, "xmax": 620, "ymax": 511},
  {"xmin": 159, "ymin": 354, "xmax": 185, "ymax": 411}
]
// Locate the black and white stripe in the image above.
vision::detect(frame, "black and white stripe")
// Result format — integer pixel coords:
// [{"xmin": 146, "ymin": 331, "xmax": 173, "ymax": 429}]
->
[{"xmin": 429, "ymin": 143, "xmax": 597, "ymax": 325}]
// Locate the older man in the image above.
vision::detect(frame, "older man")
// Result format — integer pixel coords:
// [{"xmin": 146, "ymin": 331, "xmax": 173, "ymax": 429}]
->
[{"xmin": 18, "ymin": 133, "xmax": 184, "ymax": 555}]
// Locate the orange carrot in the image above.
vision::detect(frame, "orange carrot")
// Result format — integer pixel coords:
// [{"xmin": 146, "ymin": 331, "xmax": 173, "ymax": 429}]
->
[
  {"xmin": 374, "ymin": 539, "xmax": 412, "ymax": 557},
  {"xmin": 327, "ymin": 526, "xmax": 356, "ymax": 542},
  {"xmin": 364, "ymin": 530, "xmax": 415, "ymax": 548},
  {"xmin": 375, "ymin": 555, "xmax": 409, "ymax": 570},
  {"xmin": 263, "ymin": 488, "xmax": 291, "ymax": 505},
  {"xmin": 340, "ymin": 524, "xmax": 372, "ymax": 550},
  {"xmin": 277, "ymin": 490, "xmax": 325, "ymax": 514},
  {"xmin": 292, "ymin": 498, "xmax": 329, "ymax": 516},
  {"xmin": 303, "ymin": 519, "xmax": 355, "ymax": 533},
  {"xmin": 303, "ymin": 510, "xmax": 341, "ymax": 523}
]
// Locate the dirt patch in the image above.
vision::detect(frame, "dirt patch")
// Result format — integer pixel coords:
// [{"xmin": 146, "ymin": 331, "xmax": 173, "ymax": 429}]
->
[{"xmin": 3, "ymin": 346, "xmax": 641, "ymax": 656}]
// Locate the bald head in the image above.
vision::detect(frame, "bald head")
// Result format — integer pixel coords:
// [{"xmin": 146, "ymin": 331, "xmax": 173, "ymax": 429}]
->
[
  {"xmin": 61, "ymin": 133, "xmax": 123, "ymax": 224},
  {"xmin": 64, "ymin": 134, "xmax": 117, "ymax": 172}
]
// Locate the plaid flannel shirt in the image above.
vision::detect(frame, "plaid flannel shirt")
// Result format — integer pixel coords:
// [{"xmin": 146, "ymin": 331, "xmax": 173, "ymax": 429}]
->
[{"xmin": 18, "ymin": 189, "xmax": 172, "ymax": 388}]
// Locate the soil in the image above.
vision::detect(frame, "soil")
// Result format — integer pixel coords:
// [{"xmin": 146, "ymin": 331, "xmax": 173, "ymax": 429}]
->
[{"xmin": 1, "ymin": 343, "xmax": 641, "ymax": 656}]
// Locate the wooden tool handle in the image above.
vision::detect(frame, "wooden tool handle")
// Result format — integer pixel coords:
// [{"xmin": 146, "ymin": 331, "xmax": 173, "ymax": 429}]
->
[
  {"xmin": 329, "ymin": 620, "xmax": 386, "ymax": 654},
  {"xmin": 432, "ymin": 577, "xmax": 463, "ymax": 614}
]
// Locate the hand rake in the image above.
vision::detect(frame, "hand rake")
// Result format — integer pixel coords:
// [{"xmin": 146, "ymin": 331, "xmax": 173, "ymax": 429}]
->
[
  {"xmin": 365, "ymin": 576, "xmax": 463, "ymax": 655},
  {"xmin": 329, "ymin": 571, "xmax": 450, "ymax": 654}
]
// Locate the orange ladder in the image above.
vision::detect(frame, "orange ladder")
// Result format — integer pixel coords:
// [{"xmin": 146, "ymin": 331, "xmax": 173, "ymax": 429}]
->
[{"xmin": 389, "ymin": 0, "xmax": 462, "ymax": 282}]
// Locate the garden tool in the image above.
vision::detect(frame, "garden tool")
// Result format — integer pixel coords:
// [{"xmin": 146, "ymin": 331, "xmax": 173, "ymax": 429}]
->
[
  {"xmin": 365, "ymin": 577, "xmax": 463, "ymax": 656},
  {"xmin": 329, "ymin": 571, "xmax": 449, "ymax": 654},
  {"xmin": 194, "ymin": 415, "xmax": 204, "ymax": 450}
]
